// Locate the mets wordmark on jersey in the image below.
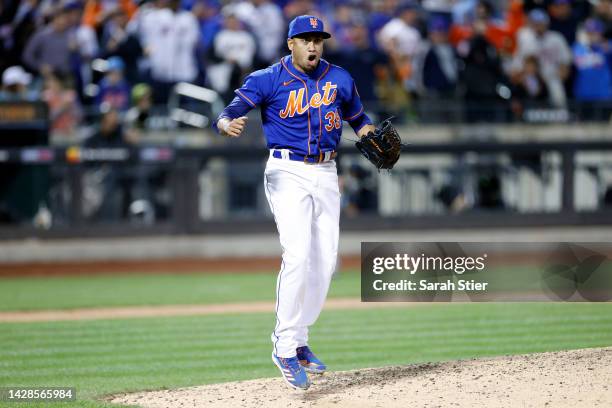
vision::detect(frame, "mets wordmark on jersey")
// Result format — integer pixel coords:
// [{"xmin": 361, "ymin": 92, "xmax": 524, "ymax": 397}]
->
[{"xmin": 234, "ymin": 55, "xmax": 368, "ymax": 156}]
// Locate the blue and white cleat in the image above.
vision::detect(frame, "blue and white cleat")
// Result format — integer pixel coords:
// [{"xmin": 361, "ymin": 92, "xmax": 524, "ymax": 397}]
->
[
  {"xmin": 272, "ymin": 353, "xmax": 311, "ymax": 390},
  {"xmin": 296, "ymin": 346, "xmax": 327, "ymax": 374}
]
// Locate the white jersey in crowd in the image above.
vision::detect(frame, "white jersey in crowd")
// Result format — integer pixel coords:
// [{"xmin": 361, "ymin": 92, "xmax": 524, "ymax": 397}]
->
[
  {"xmin": 213, "ymin": 29, "xmax": 257, "ymax": 71},
  {"xmin": 378, "ymin": 17, "xmax": 422, "ymax": 57},
  {"xmin": 513, "ymin": 27, "xmax": 572, "ymax": 106},
  {"xmin": 74, "ymin": 25, "xmax": 98, "ymax": 59},
  {"xmin": 232, "ymin": 1, "xmax": 284, "ymax": 63},
  {"xmin": 140, "ymin": 7, "xmax": 199, "ymax": 83}
]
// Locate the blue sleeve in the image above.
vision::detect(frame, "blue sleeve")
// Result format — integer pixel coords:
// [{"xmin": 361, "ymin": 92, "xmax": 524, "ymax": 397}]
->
[
  {"xmin": 213, "ymin": 68, "xmax": 271, "ymax": 134},
  {"xmin": 234, "ymin": 69, "xmax": 270, "ymax": 107},
  {"xmin": 341, "ymin": 78, "xmax": 372, "ymax": 133},
  {"xmin": 213, "ymin": 96, "xmax": 252, "ymax": 134},
  {"xmin": 348, "ymin": 112, "xmax": 373, "ymax": 133}
]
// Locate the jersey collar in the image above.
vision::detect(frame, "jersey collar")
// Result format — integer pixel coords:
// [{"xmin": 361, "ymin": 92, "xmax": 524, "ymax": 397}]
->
[{"xmin": 282, "ymin": 55, "xmax": 330, "ymax": 80}]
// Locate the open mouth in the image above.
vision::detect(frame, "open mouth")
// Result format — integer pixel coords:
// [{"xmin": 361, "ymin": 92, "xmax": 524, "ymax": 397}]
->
[{"xmin": 308, "ymin": 55, "xmax": 317, "ymax": 61}]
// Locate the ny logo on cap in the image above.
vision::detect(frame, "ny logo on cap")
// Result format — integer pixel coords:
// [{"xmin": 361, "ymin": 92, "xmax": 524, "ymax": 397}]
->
[{"xmin": 309, "ymin": 17, "xmax": 318, "ymax": 28}]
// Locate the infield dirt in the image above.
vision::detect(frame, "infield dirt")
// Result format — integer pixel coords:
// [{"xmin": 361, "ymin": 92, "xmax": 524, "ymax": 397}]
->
[{"xmin": 108, "ymin": 346, "xmax": 611, "ymax": 408}]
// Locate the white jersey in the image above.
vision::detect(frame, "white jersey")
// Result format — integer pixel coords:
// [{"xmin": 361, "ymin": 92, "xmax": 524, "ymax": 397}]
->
[
  {"xmin": 514, "ymin": 28, "xmax": 572, "ymax": 77},
  {"xmin": 140, "ymin": 8, "xmax": 199, "ymax": 82},
  {"xmin": 513, "ymin": 28, "xmax": 571, "ymax": 106},
  {"xmin": 213, "ymin": 29, "xmax": 257, "ymax": 70},
  {"xmin": 245, "ymin": 2, "xmax": 285, "ymax": 63},
  {"xmin": 378, "ymin": 17, "xmax": 422, "ymax": 57}
]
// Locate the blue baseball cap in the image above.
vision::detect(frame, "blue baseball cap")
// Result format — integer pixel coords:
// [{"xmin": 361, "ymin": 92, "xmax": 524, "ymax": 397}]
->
[
  {"xmin": 106, "ymin": 56, "xmax": 125, "ymax": 72},
  {"xmin": 528, "ymin": 9, "xmax": 550, "ymax": 25},
  {"xmin": 428, "ymin": 16, "xmax": 448, "ymax": 32},
  {"xmin": 585, "ymin": 18, "xmax": 604, "ymax": 33},
  {"xmin": 287, "ymin": 15, "xmax": 331, "ymax": 39}
]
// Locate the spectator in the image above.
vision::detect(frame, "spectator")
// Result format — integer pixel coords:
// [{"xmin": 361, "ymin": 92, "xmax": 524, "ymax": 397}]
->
[
  {"xmin": 124, "ymin": 83, "xmax": 153, "ymax": 142},
  {"xmin": 85, "ymin": 105, "xmax": 127, "ymax": 147},
  {"xmin": 461, "ymin": 27, "xmax": 508, "ymax": 122},
  {"xmin": 452, "ymin": 0, "xmax": 477, "ymax": 26},
  {"xmin": 368, "ymin": 0, "xmax": 399, "ymax": 47},
  {"xmin": 513, "ymin": 9, "xmax": 572, "ymax": 107},
  {"xmin": 100, "ymin": 8, "xmax": 142, "ymax": 85},
  {"xmin": 213, "ymin": 9, "xmax": 256, "ymax": 70},
  {"xmin": 378, "ymin": 2, "xmax": 421, "ymax": 59},
  {"xmin": 0, "ymin": 65, "xmax": 38, "ymax": 101},
  {"xmin": 82, "ymin": 0, "xmax": 137, "ymax": 29},
  {"xmin": 329, "ymin": 1, "xmax": 358, "ymax": 50},
  {"xmin": 140, "ymin": 0, "xmax": 200, "ymax": 103},
  {"xmin": 96, "ymin": 56, "xmax": 131, "ymax": 112},
  {"xmin": 548, "ymin": 0, "xmax": 581, "ymax": 45},
  {"xmin": 509, "ymin": 55, "xmax": 549, "ymax": 119},
  {"xmin": 22, "ymin": 6, "xmax": 74, "ymax": 77},
  {"xmin": 327, "ymin": 21, "xmax": 388, "ymax": 107},
  {"xmin": 208, "ymin": 8, "xmax": 256, "ymax": 102},
  {"xmin": 449, "ymin": 0, "xmax": 524, "ymax": 59},
  {"xmin": 42, "ymin": 71, "xmax": 81, "ymax": 138},
  {"xmin": 65, "ymin": 1, "xmax": 98, "ymax": 100},
  {"xmin": 125, "ymin": 0, "xmax": 160, "ymax": 42},
  {"xmin": 378, "ymin": 2, "xmax": 422, "ymax": 93},
  {"xmin": 422, "ymin": 0, "xmax": 454, "ymax": 28},
  {"xmin": 240, "ymin": 0, "xmax": 285, "ymax": 66},
  {"xmin": 420, "ymin": 18, "xmax": 458, "ymax": 96},
  {"xmin": 415, "ymin": 18, "xmax": 459, "ymax": 121},
  {"xmin": 572, "ymin": 18, "xmax": 612, "ymax": 120},
  {"xmin": 66, "ymin": 2, "xmax": 98, "ymax": 63},
  {"xmin": 0, "ymin": 0, "xmax": 39, "ymax": 71},
  {"xmin": 192, "ymin": 0, "xmax": 222, "ymax": 53}
]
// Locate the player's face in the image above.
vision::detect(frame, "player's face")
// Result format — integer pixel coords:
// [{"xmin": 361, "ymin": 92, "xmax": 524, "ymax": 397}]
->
[{"xmin": 288, "ymin": 34, "xmax": 325, "ymax": 73}]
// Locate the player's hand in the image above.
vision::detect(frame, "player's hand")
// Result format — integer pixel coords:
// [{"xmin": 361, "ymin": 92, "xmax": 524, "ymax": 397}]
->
[{"xmin": 221, "ymin": 116, "xmax": 248, "ymax": 138}]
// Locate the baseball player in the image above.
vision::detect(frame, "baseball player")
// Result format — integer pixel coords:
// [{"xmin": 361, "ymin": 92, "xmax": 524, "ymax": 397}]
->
[{"xmin": 214, "ymin": 15, "xmax": 375, "ymax": 390}]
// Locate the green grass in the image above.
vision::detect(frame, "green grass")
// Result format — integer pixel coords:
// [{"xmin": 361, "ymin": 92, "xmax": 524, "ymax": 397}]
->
[
  {"xmin": 0, "ymin": 264, "xmax": 559, "ymax": 311},
  {"xmin": 0, "ymin": 271, "xmax": 360, "ymax": 311},
  {"xmin": 1, "ymin": 270, "xmax": 611, "ymax": 407},
  {"xmin": 0, "ymin": 303, "xmax": 611, "ymax": 408}
]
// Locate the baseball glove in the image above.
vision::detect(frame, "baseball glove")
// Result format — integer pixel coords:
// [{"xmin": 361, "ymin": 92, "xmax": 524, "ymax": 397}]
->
[{"xmin": 355, "ymin": 117, "xmax": 402, "ymax": 170}]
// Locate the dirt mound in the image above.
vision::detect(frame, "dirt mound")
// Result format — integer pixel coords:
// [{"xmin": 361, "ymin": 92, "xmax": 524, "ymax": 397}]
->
[{"xmin": 108, "ymin": 347, "xmax": 611, "ymax": 408}]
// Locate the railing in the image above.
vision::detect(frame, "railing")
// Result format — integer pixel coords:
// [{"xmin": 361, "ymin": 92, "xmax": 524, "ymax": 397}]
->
[
  {"xmin": 1, "ymin": 140, "xmax": 612, "ymax": 239},
  {"xmin": 385, "ymin": 99, "xmax": 612, "ymax": 124}
]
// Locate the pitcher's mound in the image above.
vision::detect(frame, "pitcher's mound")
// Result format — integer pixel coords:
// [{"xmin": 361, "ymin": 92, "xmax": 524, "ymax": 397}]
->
[{"xmin": 109, "ymin": 347, "xmax": 611, "ymax": 408}]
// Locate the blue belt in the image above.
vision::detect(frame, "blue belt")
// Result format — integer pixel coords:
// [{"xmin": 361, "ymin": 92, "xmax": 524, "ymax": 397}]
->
[{"xmin": 271, "ymin": 150, "xmax": 337, "ymax": 164}]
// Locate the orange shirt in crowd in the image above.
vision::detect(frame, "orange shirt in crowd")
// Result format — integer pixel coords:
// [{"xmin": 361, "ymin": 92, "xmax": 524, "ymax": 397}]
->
[
  {"xmin": 82, "ymin": 0, "xmax": 137, "ymax": 27},
  {"xmin": 449, "ymin": 0, "xmax": 525, "ymax": 54}
]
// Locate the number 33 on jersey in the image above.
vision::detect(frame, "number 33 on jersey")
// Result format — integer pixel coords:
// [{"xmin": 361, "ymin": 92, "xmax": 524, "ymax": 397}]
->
[{"xmin": 234, "ymin": 55, "xmax": 369, "ymax": 157}]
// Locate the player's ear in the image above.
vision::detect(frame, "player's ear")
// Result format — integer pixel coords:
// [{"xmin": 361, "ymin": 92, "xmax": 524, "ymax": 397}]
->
[{"xmin": 287, "ymin": 38, "xmax": 293, "ymax": 51}]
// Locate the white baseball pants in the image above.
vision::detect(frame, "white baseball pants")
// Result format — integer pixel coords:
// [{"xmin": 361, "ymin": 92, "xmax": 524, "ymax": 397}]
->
[{"xmin": 264, "ymin": 153, "xmax": 340, "ymax": 358}]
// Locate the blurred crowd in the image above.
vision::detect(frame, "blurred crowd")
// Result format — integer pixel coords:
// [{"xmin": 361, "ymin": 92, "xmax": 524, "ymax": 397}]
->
[{"xmin": 1, "ymin": 0, "xmax": 612, "ymax": 139}]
